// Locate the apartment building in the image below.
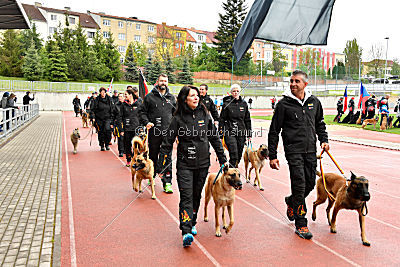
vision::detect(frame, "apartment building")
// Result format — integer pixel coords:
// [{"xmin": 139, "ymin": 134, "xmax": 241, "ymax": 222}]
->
[
  {"xmin": 186, "ymin": 28, "xmax": 214, "ymax": 52},
  {"xmin": 22, "ymin": 3, "xmax": 99, "ymax": 44},
  {"xmin": 89, "ymin": 12, "xmax": 157, "ymax": 62},
  {"xmin": 156, "ymin": 23, "xmax": 189, "ymax": 60}
]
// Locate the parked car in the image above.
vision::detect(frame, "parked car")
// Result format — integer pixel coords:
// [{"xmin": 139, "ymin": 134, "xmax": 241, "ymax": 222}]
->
[{"xmin": 372, "ymin": 78, "xmax": 389, "ymax": 84}]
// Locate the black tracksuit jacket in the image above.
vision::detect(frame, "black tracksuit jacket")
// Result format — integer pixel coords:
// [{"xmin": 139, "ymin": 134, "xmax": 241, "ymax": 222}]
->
[
  {"xmin": 119, "ymin": 100, "xmax": 141, "ymax": 132},
  {"xmin": 268, "ymin": 93, "xmax": 328, "ymax": 160},
  {"xmin": 139, "ymin": 87, "xmax": 176, "ymax": 132},
  {"xmin": 112, "ymin": 101, "xmax": 123, "ymax": 130},
  {"xmin": 157, "ymin": 105, "xmax": 227, "ymax": 171},
  {"xmin": 219, "ymin": 95, "xmax": 251, "ymax": 137},
  {"xmin": 200, "ymin": 94, "xmax": 219, "ymax": 121},
  {"xmin": 92, "ymin": 95, "xmax": 113, "ymax": 121}
]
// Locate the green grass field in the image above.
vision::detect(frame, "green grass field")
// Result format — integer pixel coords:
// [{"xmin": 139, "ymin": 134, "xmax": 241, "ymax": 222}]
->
[{"xmin": 252, "ymin": 114, "xmax": 400, "ymax": 135}]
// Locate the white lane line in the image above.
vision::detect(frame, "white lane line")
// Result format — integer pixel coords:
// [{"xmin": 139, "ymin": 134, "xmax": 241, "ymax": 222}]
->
[
  {"xmin": 63, "ymin": 118, "xmax": 77, "ymax": 267},
  {"xmin": 236, "ymin": 196, "xmax": 361, "ymax": 267},
  {"xmin": 109, "ymin": 148, "xmax": 221, "ymax": 267},
  {"xmin": 370, "ymin": 189, "xmax": 400, "ymax": 200},
  {"xmin": 368, "ymin": 216, "xmax": 400, "ymax": 231}
]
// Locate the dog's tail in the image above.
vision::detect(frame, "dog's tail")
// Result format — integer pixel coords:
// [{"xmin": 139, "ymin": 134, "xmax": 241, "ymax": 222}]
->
[{"xmin": 316, "ymin": 170, "xmax": 321, "ymax": 177}]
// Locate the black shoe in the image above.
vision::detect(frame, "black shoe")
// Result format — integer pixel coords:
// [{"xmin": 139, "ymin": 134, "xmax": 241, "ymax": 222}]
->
[
  {"xmin": 119, "ymin": 152, "xmax": 123, "ymax": 157},
  {"xmin": 295, "ymin": 226, "xmax": 313, "ymax": 239},
  {"xmin": 285, "ymin": 197, "xmax": 295, "ymax": 221},
  {"xmin": 100, "ymin": 147, "xmax": 105, "ymax": 151},
  {"xmin": 105, "ymin": 146, "xmax": 110, "ymax": 151}
]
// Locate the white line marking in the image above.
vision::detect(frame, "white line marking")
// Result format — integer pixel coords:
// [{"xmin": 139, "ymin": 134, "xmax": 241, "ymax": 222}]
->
[
  {"xmin": 368, "ymin": 216, "xmax": 400, "ymax": 231},
  {"xmin": 109, "ymin": 148, "xmax": 221, "ymax": 267},
  {"xmin": 63, "ymin": 118, "xmax": 77, "ymax": 267},
  {"xmin": 370, "ymin": 189, "xmax": 400, "ymax": 200},
  {"xmin": 236, "ymin": 196, "xmax": 361, "ymax": 267}
]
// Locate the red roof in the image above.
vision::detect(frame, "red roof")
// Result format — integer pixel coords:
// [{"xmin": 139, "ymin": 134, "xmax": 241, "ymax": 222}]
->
[
  {"xmin": 22, "ymin": 4, "xmax": 46, "ymax": 22},
  {"xmin": 91, "ymin": 12, "xmax": 156, "ymax": 25},
  {"xmin": 38, "ymin": 6, "xmax": 99, "ymax": 29},
  {"xmin": 186, "ymin": 31, "xmax": 196, "ymax": 42}
]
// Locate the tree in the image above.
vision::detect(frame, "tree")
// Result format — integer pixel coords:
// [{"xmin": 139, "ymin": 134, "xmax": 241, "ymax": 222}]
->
[
  {"xmin": 103, "ymin": 33, "xmax": 122, "ymax": 81},
  {"xmin": 391, "ymin": 58, "xmax": 400, "ymax": 76},
  {"xmin": 344, "ymin": 38, "xmax": 362, "ymax": 76},
  {"xmin": 0, "ymin": 30, "xmax": 24, "ymax": 77},
  {"xmin": 130, "ymin": 41, "xmax": 148, "ymax": 67},
  {"xmin": 214, "ymin": 0, "xmax": 247, "ymax": 72},
  {"xmin": 124, "ymin": 43, "xmax": 138, "ymax": 82},
  {"xmin": 332, "ymin": 61, "xmax": 346, "ymax": 79},
  {"xmin": 271, "ymin": 43, "xmax": 287, "ymax": 74},
  {"xmin": 177, "ymin": 57, "xmax": 193, "ymax": 84},
  {"xmin": 368, "ymin": 44, "xmax": 384, "ymax": 78},
  {"xmin": 47, "ymin": 42, "xmax": 68, "ymax": 82},
  {"xmin": 192, "ymin": 43, "xmax": 219, "ymax": 72},
  {"xmin": 23, "ymin": 42, "xmax": 43, "ymax": 81},
  {"xmin": 164, "ymin": 55, "xmax": 176, "ymax": 83},
  {"xmin": 19, "ymin": 22, "xmax": 42, "ymax": 54},
  {"xmin": 297, "ymin": 48, "xmax": 317, "ymax": 75}
]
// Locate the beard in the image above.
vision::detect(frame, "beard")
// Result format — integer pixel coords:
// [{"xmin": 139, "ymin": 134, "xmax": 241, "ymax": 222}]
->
[{"xmin": 159, "ymin": 84, "xmax": 167, "ymax": 90}]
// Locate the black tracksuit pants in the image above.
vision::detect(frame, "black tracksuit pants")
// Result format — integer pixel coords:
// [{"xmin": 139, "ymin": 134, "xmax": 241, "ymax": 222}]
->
[
  {"xmin": 224, "ymin": 135, "xmax": 246, "ymax": 168},
  {"xmin": 124, "ymin": 131, "xmax": 135, "ymax": 162},
  {"xmin": 285, "ymin": 153, "xmax": 317, "ymax": 228},
  {"xmin": 367, "ymin": 110, "xmax": 375, "ymax": 119},
  {"xmin": 96, "ymin": 119, "xmax": 112, "ymax": 148},
  {"xmin": 117, "ymin": 135, "xmax": 124, "ymax": 154},
  {"xmin": 148, "ymin": 131, "xmax": 172, "ymax": 186},
  {"xmin": 177, "ymin": 167, "xmax": 209, "ymax": 235}
]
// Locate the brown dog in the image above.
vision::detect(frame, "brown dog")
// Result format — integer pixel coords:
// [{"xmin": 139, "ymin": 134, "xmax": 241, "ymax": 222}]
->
[
  {"xmin": 312, "ymin": 171, "xmax": 371, "ymax": 246},
  {"xmin": 70, "ymin": 128, "xmax": 80, "ymax": 154},
  {"xmin": 380, "ymin": 116, "xmax": 388, "ymax": 131},
  {"xmin": 243, "ymin": 144, "xmax": 268, "ymax": 191},
  {"xmin": 204, "ymin": 165, "xmax": 242, "ymax": 237},
  {"xmin": 388, "ymin": 115, "xmax": 394, "ymax": 128},
  {"xmin": 361, "ymin": 115, "xmax": 379, "ymax": 129},
  {"xmin": 130, "ymin": 151, "xmax": 156, "ymax": 199},
  {"xmin": 81, "ymin": 112, "xmax": 89, "ymax": 128},
  {"xmin": 356, "ymin": 114, "xmax": 362, "ymax": 125}
]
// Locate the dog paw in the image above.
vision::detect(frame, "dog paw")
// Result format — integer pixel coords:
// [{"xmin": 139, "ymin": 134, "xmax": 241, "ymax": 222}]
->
[
  {"xmin": 139, "ymin": 190, "xmax": 143, "ymax": 193},
  {"xmin": 133, "ymin": 187, "xmax": 138, "ymax": 192},
  {"xmin": 253, "ymin": 183, "xmax": 257, "ymax": 186},
  {"xmin": 330, "ymin": 228, "xmax": 337, "ymax": 234},
  {"xmin": 259, "ymin": 187, "xmax": 264, "ymax": 191},
  {"xmin": 222, "ymin": 225, "xmax": 227, "ymax": 229},
  {"xmin": 246, "ymin": 179, "xmax": 250, "ymax": 183},
  {"xmin": 362, "ymin": 241, "xmax": 371, "ymax": 246},
  {"xmin": 204, "ymin": 218, "xmax": 208, "ymax": 222},
  {"xmin": 225, "ymin": 227, "xmax": 232, "ymax": 234},
  {"xmin": 151, "ymin": 196, "xmax": 156, "ymax": 200},
  {"xmin": 215, "ymin": 231, "xmax": 222, "ymax": 237}
]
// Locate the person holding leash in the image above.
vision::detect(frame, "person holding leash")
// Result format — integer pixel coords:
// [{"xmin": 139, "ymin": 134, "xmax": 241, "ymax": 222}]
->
[
  {"xmin": 268, "ymin": 70, "xmax": 329, "ymax": 240},
  {"xmin": 92, "ymin": 88, "xmax": 113, "ymax": 151},
  {"xmin": 112, "ymin": 93, "xmax": 125, "ymax": 157},
  {"xmin": 219, "ymin": 84, "xmax": 251, "ymax": 168},
  {"xmin": 73, "ymin": 95, "xmax": 81, "ymax": 117},
  {"xmin": 157, "ymin": 85, "xmax": 227, "ymax": 247}
]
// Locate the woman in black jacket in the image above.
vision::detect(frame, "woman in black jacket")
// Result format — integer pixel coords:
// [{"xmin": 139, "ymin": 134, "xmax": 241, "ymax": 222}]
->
[
  {"xmin": 120, "ymin": 88, "xmax": 141, "ymax": 166},
  {"xmin": 157, "ymin": 85, "xmax": 227, "ymax": 247},
  {"xmin": 92, "ymin": 87, "xmax": 113, "ymax": 151}
]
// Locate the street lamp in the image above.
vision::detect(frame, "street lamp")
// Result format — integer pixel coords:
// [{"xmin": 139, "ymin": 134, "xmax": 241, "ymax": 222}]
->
[
  {"xmin": 384, "ymin": 37, "xmax": 389, "ymax": 91},
  {"xmin": 257, "ymin": 58, "xmax": 264, "ymax": 85}
]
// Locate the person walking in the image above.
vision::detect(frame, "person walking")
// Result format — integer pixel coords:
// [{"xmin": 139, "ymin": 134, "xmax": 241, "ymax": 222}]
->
[
  {"xmin": 111, "ymin": 90, "xmax": 119, "ymax": 105},
  {"xmin": 156, "ymin": 85, "xmax": 227, "ymax": 247},
  {"xmin": 72, "ymin": 95, "xmax": 81, "ymax": 117},
  {"xmin": 271, "ymin": 97, "xmax": 276, "ymax": 110},
  {"xmin": 112, "ymin": 93, "xmax": 125, "ymax": 157},
  {"xmin": 268, "ymin": 70, "xmax": 329, "ymax": 240},
  {"xmin": 139, "ymin": 74, "xmax": 176, "ymax": 193},
  {"xmin": 92, "ymin": 88, "xmax": 113, "ymax": 151},
  {"xmin": 219, "ymin": 84, "xmax": 251, "ymax": 168},
  {"xmin": 199, "ymin": 84, "xmax": 219, "ymax": 123},
  {"xmin": 334, "ymin": 97, "xmax": 344, "ymax": 122},
  {"xmin": 120, "ymin": 89, "xmax": 141, "ymax": 165},
  {"xmin": 393, "ymin": 98, "xmax": 400, "ymax": 128}
]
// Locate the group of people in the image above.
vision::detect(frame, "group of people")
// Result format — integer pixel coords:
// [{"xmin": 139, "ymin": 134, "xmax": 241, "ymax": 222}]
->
[
  {"xmin": 1, "ymin": 91, "xmax": 35, "ymax": 131},
  {"xmin": 75, "ymin": 70, "xmax": 329, "ymax": 247}
]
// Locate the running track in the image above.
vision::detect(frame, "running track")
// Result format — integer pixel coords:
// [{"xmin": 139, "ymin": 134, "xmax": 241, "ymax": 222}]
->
[{"xmin": 61, "ymin": 111, "xmax": 400, "ymax": 266}]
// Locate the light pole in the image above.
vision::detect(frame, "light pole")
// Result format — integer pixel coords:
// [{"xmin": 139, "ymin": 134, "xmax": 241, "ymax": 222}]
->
[
  {"xmin": 314, "ymin": 50, "xmax": 318, "ymax": 93},
  {"xmin": 257, "ymin": 58, "xmax": 264, "ymax": 85},
  {"xmin": 384, "ymin": 37, "xmax": 389, "ymax": 91}
]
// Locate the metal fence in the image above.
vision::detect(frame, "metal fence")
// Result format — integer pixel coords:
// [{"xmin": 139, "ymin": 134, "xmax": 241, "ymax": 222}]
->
[{"xmin": 0, "ymin": 104, "xmax": 39, "ymax": 138}]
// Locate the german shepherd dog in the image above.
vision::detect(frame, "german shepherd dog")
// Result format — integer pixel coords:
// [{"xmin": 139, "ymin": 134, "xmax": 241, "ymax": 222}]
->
[
  {"xmin": 204, "ymin": 165, "xmax": 242, "ymax": 237},
  {"xmin": 81, "ymin": 111, "xmax": 89, "ymax": 128},
  {"xmin": 70, "ymin": 128, "xmax": 80, "ymax": 154},
  {"xmin": 361, "ymin": 115, "xmax": 379, "ymax": 129},
  {"xmin": 388, "ymin": 115, "xmax": 394, "ymax": 128},
  {"xmin": 312, "ymin": 171, "xmax": 371, "ymax": 246},
  {"xmin": 380, "ymin": 115, "xmax": 388, "ymax": 131},
  {"xmin": 243, "ymin": 144, "xmax": 269, "ymax": 191},
  {"xmin": 131, "ymin": 151, "xmax": 156, "ymax": 199}
]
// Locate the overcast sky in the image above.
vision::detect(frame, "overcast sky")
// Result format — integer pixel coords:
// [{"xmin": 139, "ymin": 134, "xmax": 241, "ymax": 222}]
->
[{"xmin": 22, "ymin": 0, "xmax": 400, "ymax": 61}]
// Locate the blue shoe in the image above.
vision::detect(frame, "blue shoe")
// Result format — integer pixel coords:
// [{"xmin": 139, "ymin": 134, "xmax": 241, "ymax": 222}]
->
[
  {"xmin": 183, "ymin": 233, "xmax": 194, "ymax": 247},
  {"xmin": 191, "ymin": 226, "xmax": 197, "ymax": 235}
]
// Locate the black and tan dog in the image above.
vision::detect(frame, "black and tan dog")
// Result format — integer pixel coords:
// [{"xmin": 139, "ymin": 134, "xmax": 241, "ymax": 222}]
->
[
  {"xmin": 131, "ymin": 151, "xmax": 156, "ymax": 199},
  {"xmin": 81, "ymin": 111, "xmax": 89, "ymax": 128},
  {"xmin": 243, "ymin": 144, "xmax": 268, "ymax": 191},
  {"xmin": 312, "ymin": 171, "xmax": 371, "ymax": 246},
  {"xmin": 204, "ymin": 165, "xmax": 242, "ymax": 237},
  {"xmin": 361, "ymin": 115, "xmax": 379, "ymax": 129},
  {"xmin": 70, "ymin": 128, "xmax": 80, "ymax": 154},
  {"xmin": 388, "ymin": 115, "xmax": 394, "ymax": 128}
]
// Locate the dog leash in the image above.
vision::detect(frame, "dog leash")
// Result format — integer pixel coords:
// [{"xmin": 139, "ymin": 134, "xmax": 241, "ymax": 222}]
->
[
  {"xmin": 79, "ymin": 125, "xmax": 94, "ymax": 141},
  {"xmin": 213, "ymin": 164, "xmax": 225, "ymax": 185}
]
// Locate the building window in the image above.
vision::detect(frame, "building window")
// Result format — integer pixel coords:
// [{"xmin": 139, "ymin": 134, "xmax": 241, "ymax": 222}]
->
[
  {"xmin": 175, "ymin": 43, "xmax": 179, "ymax": 48},
  {"xmin": 118, "ymin": 46, "xmax": 126, "ymax": 53},
  {"xmin": 51, "ymin": 14, "xmax": 57, "ymax": 21},
  {"xmin": 176, "ymin": 32, "xmax": 181, "ymax": 39},
  {"xmin": 136, "ymin": 23, "xmax": 141, "ymax": 30},
  {"xmin": 118, "ymin": 21, "xmax": 124, "ymax": 28},
  {"xmin": 256, "ymin": 52, "xmax": 261, "ymax": 59},
  {"xmin": 49, "ymin": 27, "xmax": 57, "ymax": 35},
  {"xmin": 118, "ymin": 33, "xmax": 126, "ymax": 40},
  {"xmin": 148, "ymin": 25, "xmax": 154, "ymax": 32},
  {"xmin": 134, "ymin": 35, "xmax": 141, "ymax": 42},
  {"xmin": 257, "ymin": 43, "xmax": 261, "ymax": 48},
  {"xmin": 103, "ymin": 19, "xmax": 110, "ymax": 26},
  {"xmin": 87, "ymin": 32, "xmax": 95, "ymax": 39},
  {"xmin": 162, "ymin": 42, "xmax": 167, "ymax": 48},
  {"xmin": 148, "ymin": 49, "xmax": 154, "ymax": 56},
  {"xmin": 120, "ymin": 57, "xmax": 124, "ymax": 64},
  {"xmin": 148, "ymin": 36, "xmax": 154, "ymax": 44},
  {"xmin": 69, "ymin": 17, "xmax": 75, "ymax": 24},
  {"xmin": 198, "ymin": 35, "xmax": 203, "ymax": 41},
  {"xmin": 103, "ymin": 31, "xmax": 110, "ymax": 38}
]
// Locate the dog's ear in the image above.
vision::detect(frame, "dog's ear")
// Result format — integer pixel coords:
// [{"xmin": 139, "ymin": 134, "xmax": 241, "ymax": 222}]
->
[
  {"xmin": 350, "ymin": 171, "xmax": 356, "ymax": 180},
  {"xmin": 223, "ymin": 164, "xmax": 229, "ymax": 174},
  {"xmin": 259, "ymin": 145, "xmax": 262, "ymax": 148},
  {"xmin": 142, "ymin": 151, "xmax": 148, "ymax": 159}
]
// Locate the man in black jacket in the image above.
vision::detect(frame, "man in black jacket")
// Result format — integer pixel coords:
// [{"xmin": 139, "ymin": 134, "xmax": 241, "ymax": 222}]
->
[
  {"xmin": 111, "ymin": 90, "xmax": 119, "ymax": 105},
  {"xmin": 93, "ymin": 88, "xmax": 113, "ymax": 151},
  {"xmin": 112, "ymin": 93, "xmax": 125, "ymax": 157},
  {"xmin": 199, "ymin": 84, "xmax": 219, "ymax": 123},
  {"xmin": 366, "ymin": 95, "xmax": 376, "ymax": 119},
  {"xmin": 139, "ymin": 74, "xmax": 176, "ymax": 193},
  {"xmin": 334, "ymin": 97, "xmax": 343, "ymax": 122},
  {"xmin": 23, "ymin": 91, "xmax": 34, "ymax": 105},
  {"xmin": 219, "ymin": 84, "xmax": 251, "ymax": 168},
  {"xmin": 72, "ymin": 95, "xmax": 81, "ymax": 117},
  {"xmin": 268, "ymin": 70, "xmax": 329, "ymax": 240}
]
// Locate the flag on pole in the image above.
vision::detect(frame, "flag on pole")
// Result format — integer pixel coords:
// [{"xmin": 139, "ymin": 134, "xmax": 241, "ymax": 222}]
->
[
  {"xmin": 357, "ymin": 82, "xmax": 370, "ymax": 114},
  {"xmin": 107, "ymin": 78, "xmax": 113, "ymax": 92},
  {"xmin": 138, "ymin": 68, "xmax": 148, "ymax": 99},
  {"xmin": 343, "ymin": 86, "xmax": 348, "ymax": 113}
]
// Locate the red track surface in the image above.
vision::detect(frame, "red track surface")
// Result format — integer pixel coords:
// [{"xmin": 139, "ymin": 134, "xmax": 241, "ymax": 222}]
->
[{"xmin": 61, "ymin": 111, "xmax": 400, "ymax": 266}]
